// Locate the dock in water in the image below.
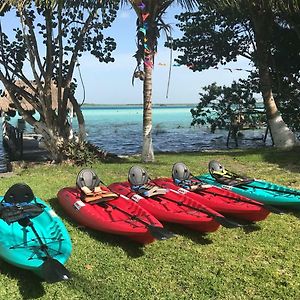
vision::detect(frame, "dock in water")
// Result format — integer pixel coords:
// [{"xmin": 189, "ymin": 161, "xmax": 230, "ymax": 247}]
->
[{"xmin": 2, "ymin": 121, "xmax": 50, "ymax": 162}]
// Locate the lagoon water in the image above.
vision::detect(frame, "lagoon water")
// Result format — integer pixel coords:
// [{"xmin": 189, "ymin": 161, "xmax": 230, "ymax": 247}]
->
[
  {"xmin": 0, "ymin": 105, "xmax": 270, "ymax": 172},
  {"xmin": 80, "ymin": 105, "xmax": 269, "ymax": 155}
]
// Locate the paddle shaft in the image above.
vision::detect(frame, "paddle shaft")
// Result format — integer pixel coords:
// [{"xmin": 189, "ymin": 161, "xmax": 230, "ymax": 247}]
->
[
  {"xmin": 19, "ymin": 218, "xmax": 51, "ymax": 257},
  {"xmin": 103, "ymin": 202, "xmax": 174, "ymax": 240},
  {"xmin": 95, "ymin": 186, "xmax": 160, "ymax": 228},
  {"xmin": 197, "ymin": 177, "xmax": 283, "ymax": 214},
  {"xmin": 124, "ymin": 185, "xmax": 240, "ymax": 225},
  {"xmin": 196, "ymin": 188, "xmax": 263, "ymax": 207},
  {"xmin": 208, "ymin": 169, "xmax": 300, "ymax": 197},
  {"xmin": 235, "ymin": 183, "xmax": 300, "ymax": 197},
  {"xmin": 195, "ymin": 176, "xmax": 265, "ymax": 206},
  {"xmin": 105, "ymin": 202, "xmax": 158, "ymax": 228},
  {"xmin": 151, "ymin": 193, "xmax": 225, "ymax": 220},
  {"xmin": 77, "ymin": 185, "xmax": 170, "ymax": 235}
]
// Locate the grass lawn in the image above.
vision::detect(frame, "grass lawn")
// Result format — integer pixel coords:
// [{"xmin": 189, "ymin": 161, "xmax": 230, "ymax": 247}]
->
[{"xmin": 0, "ymin": 147, "xmax": 300, "ymax": 300}]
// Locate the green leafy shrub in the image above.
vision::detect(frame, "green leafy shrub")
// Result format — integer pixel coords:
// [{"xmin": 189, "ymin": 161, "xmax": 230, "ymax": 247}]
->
[{"xmin": 59, "ymin": 140, "xmax": 120, "ymax": 166}]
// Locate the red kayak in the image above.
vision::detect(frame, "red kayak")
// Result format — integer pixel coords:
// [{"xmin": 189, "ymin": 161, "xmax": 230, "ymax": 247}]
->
[
  {"xmin": 57, "ymin": 169, "xmax": 174, "ymax": 244},
  {"xmin": 152, "ymin": 177, "xmax": 270, "ymax": 222},
  {"xmin": 57, "ymin": 187, "xmax": 172, "ymax": 244},
  {"xmin": 109, "ymin": 182, "xmax": 222, "ymax": 233}
]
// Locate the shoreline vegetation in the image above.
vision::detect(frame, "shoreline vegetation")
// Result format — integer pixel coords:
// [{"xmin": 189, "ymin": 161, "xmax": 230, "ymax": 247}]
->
[{"xmin": 1, "ymin": 147, "xmax": 300, "ymax": 299}]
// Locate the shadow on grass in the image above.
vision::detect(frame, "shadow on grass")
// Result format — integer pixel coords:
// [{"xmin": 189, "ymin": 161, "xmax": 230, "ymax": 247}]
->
[
  {"xmin": 61, "ymin": 268, "xmax": 126, "ymax": 299},
  {"xmin": 164, "ymin": 223, "xmax": 213, "ymax": 245},
  {"xmin": 241, "ymin": 223, "xmax": 261, "ymax": 234},
  {"xmin": 274, "ymin": 206, "xmax": 300, "ymax": 220},
  {"xmin": 222, "ymin": 216, "xmax": 262, "ymax": 234},
  {"xmin": 0, "ymin": 260, "xmax": 45, "ymax": 299},
  {"xmin": 48, "ymin": 198, "xmax": 146, "ymax": 258},
  {"xmin": 261, "ymin": 146, "xmax": 300, "ymax": 173},
  {"xmin": 84, "ymin": 228, "xmax": 145, "ymax": 258}
]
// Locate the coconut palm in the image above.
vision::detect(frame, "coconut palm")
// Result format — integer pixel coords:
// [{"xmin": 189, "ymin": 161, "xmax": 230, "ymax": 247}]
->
[
  {"xmin": 207, "ymin": 0, "xmax": 299, "ymax": 147},
  {"xmin": 124, "ymin": 0, "xmax": 198, "ymax": 162}
]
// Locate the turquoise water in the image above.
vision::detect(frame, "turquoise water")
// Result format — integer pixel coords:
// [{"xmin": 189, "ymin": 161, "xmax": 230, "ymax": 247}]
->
[
  {"xmin": 80, "ymin": 105, "xmax": 269, "ymax": 155},
  {"xmin": 1, "ymin": 105, "xmax": 270, "ymax": 171}
]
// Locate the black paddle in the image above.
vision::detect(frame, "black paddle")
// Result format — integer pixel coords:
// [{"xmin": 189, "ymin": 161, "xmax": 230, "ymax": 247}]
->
[
  {"xmin": 235, "ymin": 182, "xmax": 300, "ymax": 197},
  {"xmin": 101, "ymin": 202, "xmax": 175, "ymax": 240},
  {"xmin": 134, "ymin": 187, "xmax": 241, "ymax": 229},
  {"xmin": 210, "ymin": 168, "xmax": 300, "ymax": 196},
  {"xmin": 19, "ymin": 218, "xmax": 71, "ymax": 283},
  {"xmin": 194, "ymin": 177, "xmax": 284, "ymax": 214}
]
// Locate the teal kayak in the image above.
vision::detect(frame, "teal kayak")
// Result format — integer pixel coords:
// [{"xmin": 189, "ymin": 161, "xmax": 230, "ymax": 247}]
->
[
  {"xmin": 197, "ymin": 161, "xmax": 300, "ymax": 209},
  {"xmin": 0, "ymin": 184, "xmax": 72, "ymax": 282}
]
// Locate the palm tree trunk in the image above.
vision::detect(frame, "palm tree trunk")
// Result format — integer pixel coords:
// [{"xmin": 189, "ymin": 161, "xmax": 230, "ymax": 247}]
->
[
  {"xmin": 142, "ymin": 60, "xmax": 154, "ymax": 162},
  {"xmin": 251, "ymin": 9, "xmax": 299, "ymax": 148}
]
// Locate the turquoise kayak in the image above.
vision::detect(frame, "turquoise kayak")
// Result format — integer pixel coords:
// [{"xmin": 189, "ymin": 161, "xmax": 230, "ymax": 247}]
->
[
  {"xmin": 0, "ymin": 184, "xmax": 72, "ymax": 282},
  {"xmin": 197, "ymin": 161, "xmax": 300, "ymax": 209}
]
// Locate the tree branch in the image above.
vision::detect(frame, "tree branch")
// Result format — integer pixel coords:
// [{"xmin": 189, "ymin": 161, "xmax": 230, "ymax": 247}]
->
[
  {"xmin": 19, "ymin": 8, "xmax": 44, "ymax": 94},
  {"xmin": 0, "ymin": 70, "xmax": 38, "ymax": 126},
  {"xmin": 23, "ymin": 11, "xmax": 46, "ymax": 78},
  {"xmin": 65, "ymin": 8, "xmax": 97, "ymax": 85}
]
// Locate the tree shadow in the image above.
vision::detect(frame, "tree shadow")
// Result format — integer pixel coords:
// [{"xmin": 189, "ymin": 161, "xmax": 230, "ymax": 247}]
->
[
  {"xmin": 48, "ymin": 198, "xmax": 145, "ymax": 258},
  {"xmin": 261, "ymin": 146, "xmax": 300, "ymax": 173},
  {"xmin": 0, "ymin": 260, "xmax": 45, "ymax": 299},
  {"xmin": 164, "ymin": 223, "xmax": 213, "ymax": 245},
  {"xmin": 83, "ymin": 228, "xmax": 145, "ymax": 258},
  {"xmin": 198, "ymin": 147, "xmax": 300, "ymax": 174}
]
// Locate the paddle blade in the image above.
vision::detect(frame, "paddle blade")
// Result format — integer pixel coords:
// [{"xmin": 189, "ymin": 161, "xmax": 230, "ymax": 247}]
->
[
  {"xmin": 213, "ymin": 215, "xmax": 242, "ymax": 229},
  {"xmin": 148, "ymin": 225, "xmax": 175, "ymax": 240},
  {"xmin": 38, "ymin": 258, "xmax": 71, "ymax": 283}
]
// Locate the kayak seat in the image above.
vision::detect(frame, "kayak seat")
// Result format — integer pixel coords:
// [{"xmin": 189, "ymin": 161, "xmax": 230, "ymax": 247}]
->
[
  {"xmin": 1, "ymin": 183, "xmax": 44, "ymax": 224},
  {"xmin": 76, "ymin": 168, "xmax": 118, "ymax": 204},
  {"xmin": 80, "ymin": 186, "xmax": 118, "ymax": 204},
  {"xmin": 172, "ymin": 162, "xmax": 211, "ymax": 190},
  {"xmin": 174, "ymin": 179, "xmax": 211, "ymax": 191},
  {"xmin": 208, "ymin": 160, "xmax": 254, "ymax": 186},
  {"xmin": 211, "ymin": 171, "xmax": 254, "ymax": 186},
  {"xmin": 3, "ymin": 183, "xmax": 35, "ymax": 204},
  {"xmin": 128, "ymin": 166, "xmax": 166, "ymax": 197},
  {"xmin": 133, "ymin": 184, "xmax": 167, "ymax": 197},
  {"xmin": 128, "ymin": 166, "xmax": 149, "ymax": 186}
]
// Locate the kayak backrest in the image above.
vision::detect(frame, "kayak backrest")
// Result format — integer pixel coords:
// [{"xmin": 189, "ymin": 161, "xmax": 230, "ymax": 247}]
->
[
  {"xmin": 3, "ymin": 183, "xmax": 35, "ymax": 204},
  {"xmin": 128, "ymin": 166, "xmax": 149, "ymax": 186},
  {"xmin": 76, "ymin": 169, "xmax": 101, "ymax": 190},
  {"xmin": 208, "ymin": 160, "xmax": 225, "ymax": 177},
  {"xmin": 172, "ymin": 162, "xmax": 190, "ymax": 182}
]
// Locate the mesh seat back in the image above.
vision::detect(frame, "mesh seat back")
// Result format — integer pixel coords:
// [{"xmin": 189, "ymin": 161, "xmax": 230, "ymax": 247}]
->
[
  {"xmin": 76, "ymin": 169, "xmax": 101, "ymax": 190},
  {"xmin": 128, "ymin": 166, "xmax": 149, "ymax": 186}
]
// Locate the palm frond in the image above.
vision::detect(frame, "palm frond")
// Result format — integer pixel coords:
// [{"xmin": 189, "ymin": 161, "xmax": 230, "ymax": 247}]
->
[{"xmin": 174, "ymin": 0, "xmax": 199, "ymax": 11}]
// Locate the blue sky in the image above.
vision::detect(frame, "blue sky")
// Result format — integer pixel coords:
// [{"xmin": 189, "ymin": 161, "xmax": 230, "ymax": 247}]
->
[{"xmin": 1, "ymin": 5, "xmax": 252, "ymax": 104}]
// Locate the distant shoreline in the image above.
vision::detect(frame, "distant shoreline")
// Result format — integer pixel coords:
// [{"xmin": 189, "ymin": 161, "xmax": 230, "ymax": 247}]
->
[{"xmin": 82, "ymin": 103, "xmax": 196, "ymax": 107}]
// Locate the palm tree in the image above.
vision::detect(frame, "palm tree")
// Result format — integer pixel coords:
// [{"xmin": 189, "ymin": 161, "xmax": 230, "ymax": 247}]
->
[
  {"xmin": 125, "ymin": 0, "xmax": 198, "ymax": 162},
  {"xmin": 208, "ymin": 0, "xmax": 299, "ymax": 148}
]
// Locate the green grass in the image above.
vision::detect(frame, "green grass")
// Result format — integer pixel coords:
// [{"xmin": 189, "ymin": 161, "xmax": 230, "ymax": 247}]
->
[{"xmin": 1, "ymin": 147, "xmax": 300, "ymax": 300}]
